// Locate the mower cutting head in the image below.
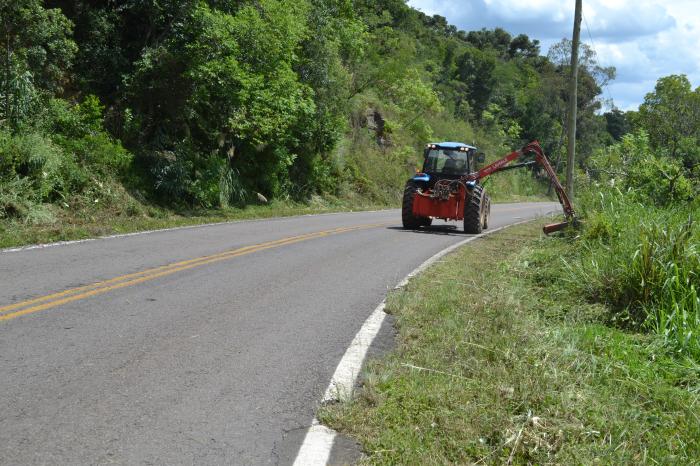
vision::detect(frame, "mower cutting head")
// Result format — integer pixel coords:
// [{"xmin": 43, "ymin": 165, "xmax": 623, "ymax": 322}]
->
[
  {"xmin": 543, "ymin": 221, "xmax": 572, "ymax": 234},
  {"xmin": 543, "ymin": 216, "xmax": 580, "ymax": 234}
]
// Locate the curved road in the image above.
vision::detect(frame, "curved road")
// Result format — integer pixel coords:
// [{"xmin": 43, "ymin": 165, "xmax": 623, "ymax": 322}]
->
[{"xmin": 0, "ymin": 203, "xmax": 557, "ymax": 465}]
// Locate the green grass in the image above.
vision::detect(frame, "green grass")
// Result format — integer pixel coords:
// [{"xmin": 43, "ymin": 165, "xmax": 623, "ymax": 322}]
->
[
  {"xmin": 320, "ymin": 222, "xmax": 700, "ymax": 464},
  {"xmin": 572, "ymin": 190, "xmax": 700, "ymax": 359}
]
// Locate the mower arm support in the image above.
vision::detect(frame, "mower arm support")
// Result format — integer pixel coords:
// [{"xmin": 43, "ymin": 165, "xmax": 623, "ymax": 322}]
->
[{"xmin": 462, "ymin": 141, "xmax": 577, "ymax": 234}]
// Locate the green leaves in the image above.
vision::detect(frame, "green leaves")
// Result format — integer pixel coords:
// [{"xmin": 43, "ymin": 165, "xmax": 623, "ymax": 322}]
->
[
  {"xmin": 589, "ymin": 130, "xmax": 694, "ymax": 206},
  {"xmin": 454, "ymin": 46, "xmax": 496, "ymax": 116},
  {"xmin": 638, "ymin": 74, "xmax": 700, "ymax": 165},
  {"xmin": 0, "ymin": 0, "xmax": 76, "ymax": 129},
  {"xmin": 184, "ymin": 1, "xmax": 315, "ymax": 163},
  {"xmin": 588, "ymin": 74, "xmax": 700, "ymax": 210},
  {"xmin": 121, "ymin": 1, "xmax": 320, "ymax": 203},
  {"xmin": 383, "ymin": 69, "xmax": 443, "ymax": 141}
]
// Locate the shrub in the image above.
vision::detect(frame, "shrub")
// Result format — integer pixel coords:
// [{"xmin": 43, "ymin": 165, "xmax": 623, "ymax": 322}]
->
[
  {"xmin": 0, "ymin": 130, "xmax": 76, "ymax": 200},
  {"xmin": 43, "ymin": 97, "xmax": 133, "ymax": 177},
  {"xmin": 0, "ymin": 95, "xmax": 135, "ymax": 221},
  {"xmin": 588, "ymin": 131, "xmax": 694, "ymax": 206},
  {"xmin": 0, "ymin": 177, "xmax": 38, "ymax": 219}
]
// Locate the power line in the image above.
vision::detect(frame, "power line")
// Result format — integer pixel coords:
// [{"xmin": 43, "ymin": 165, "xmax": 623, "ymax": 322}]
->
[{"xmin": 581, "ymin": 11, "xmax": 617, "ymax": 110}]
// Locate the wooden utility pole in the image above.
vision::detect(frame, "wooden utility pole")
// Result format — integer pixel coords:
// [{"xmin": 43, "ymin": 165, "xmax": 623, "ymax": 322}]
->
[{"xmin": 566, "ymin": 0, "xmax": 582, "ymax": 201}]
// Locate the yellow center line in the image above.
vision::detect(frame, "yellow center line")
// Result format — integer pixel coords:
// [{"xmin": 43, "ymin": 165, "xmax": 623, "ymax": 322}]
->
[
  {"xmin": 0, "ymin": 222, "xmax": 390, "ymax": 322},
  {"xmin": 0, "ymin": 226, "xmax": 361, "ymax": 314}
]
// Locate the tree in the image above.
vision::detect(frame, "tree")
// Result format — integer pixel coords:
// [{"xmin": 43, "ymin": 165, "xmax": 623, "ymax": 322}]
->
[
  {"xmin": 0, "ymin": 0, "xmax": 76, "ymax": 129},
  {"xmin": 289, "ymin": 0, "xmax": 367, "ymax": 194},
  {"xmin": 126, "ymin": 0, "xmax": 317, "ymax": 203},
  {"xmin": 454, "ymin": 46, "xmax": 496, "ymax": 117},
  {"xmin": 589, "ymin": 130, "xmax": 693, "ymax": 205},
  {"xmin": 508, "ymin": 34, "xmax": 540, "ymax": 59},
  {"xmin": 604, "ymin": 108, "xmax": 631, "ymax": 141},
  {"xmin": 546, "ymin": 39, "xmax": 616, "ymax": 165},
  {"xmin": 637, "ymin": 74, "xmax": 700, "ymax": 166},
  {"xmin": 385, "ymin": 68, "xmax": 443, "ymax": 142},
  {"xmin": 465, "ymin": 28, "xmax": 511, "ymax": 56}
]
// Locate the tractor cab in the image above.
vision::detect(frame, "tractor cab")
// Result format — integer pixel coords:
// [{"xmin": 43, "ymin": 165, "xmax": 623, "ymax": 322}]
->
[{"xmin": 412, "ymin": 142, "xmax": 484, "ymax": 188}]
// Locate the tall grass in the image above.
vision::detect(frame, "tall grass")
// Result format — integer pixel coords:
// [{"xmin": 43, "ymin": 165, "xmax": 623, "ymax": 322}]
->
[{"xmin": 568, "ymin": 189, "xmax": 700, "ymax": 358}]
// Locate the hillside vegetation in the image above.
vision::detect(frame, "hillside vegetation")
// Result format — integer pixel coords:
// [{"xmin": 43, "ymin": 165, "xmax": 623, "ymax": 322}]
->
[
  {"xmin": 2, "ymin": 0, "xmax": 617, "ymax": 238},
  {"xmin": 573, "ymin": 74, "xmax": 700, "ymax": 360}
]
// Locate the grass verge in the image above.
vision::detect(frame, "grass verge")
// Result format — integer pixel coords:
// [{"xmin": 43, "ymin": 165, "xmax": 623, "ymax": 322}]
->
[{"xmin": 319, "ymin": 222, "xmax": 700, "ymax": 464}]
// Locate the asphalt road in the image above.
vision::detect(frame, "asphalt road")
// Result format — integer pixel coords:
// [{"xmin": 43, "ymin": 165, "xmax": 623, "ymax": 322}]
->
[{"xmin": 0, "ymin": 202, "xmax": 557, "ymax": 465}]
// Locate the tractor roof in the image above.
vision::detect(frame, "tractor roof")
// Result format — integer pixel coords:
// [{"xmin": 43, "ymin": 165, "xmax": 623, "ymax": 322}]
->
[{"xmin": 429, "ymin": 142, "xmax": 477, "ymax": 150}]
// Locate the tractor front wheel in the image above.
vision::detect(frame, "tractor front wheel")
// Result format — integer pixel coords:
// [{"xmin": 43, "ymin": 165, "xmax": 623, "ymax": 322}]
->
[
  {"xmin": 402, "ymin": 182, "xmax": 428, "ymax": 229},
  {"xmin": 464, "ymin": 185, "xmax": 487, "ymax": 234}
]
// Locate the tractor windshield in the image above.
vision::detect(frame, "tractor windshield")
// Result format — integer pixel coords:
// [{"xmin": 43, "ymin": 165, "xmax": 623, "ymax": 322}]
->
[{"xmin": 423, "ymin": 148, "xmax": 470, "ymax": 175}]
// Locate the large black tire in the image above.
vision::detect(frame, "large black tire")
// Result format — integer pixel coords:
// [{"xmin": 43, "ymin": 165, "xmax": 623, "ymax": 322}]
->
[
  {"xmin": 463, "ymin": 185, "xmax": 487, "ymax": 234},
  {"xmin": 402, "ymin": 182, "xmax": 425, "ymax": 229}
]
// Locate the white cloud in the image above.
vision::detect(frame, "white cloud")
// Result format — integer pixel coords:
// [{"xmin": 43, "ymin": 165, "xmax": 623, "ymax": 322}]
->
[{"xmin": 407, "ymin": 0, "xmax": 700, "ymax": 110}]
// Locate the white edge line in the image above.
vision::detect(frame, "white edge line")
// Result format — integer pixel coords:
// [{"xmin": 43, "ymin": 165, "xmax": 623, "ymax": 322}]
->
[
  {"xmin": 0, "ymin": 209, "xmax": 395, "ymax": 254},
  {"xmin": 291, "ymin": 420, "xmax": 337, "ymax": 466},
  {"xmin": 293, "ymin": 218, "xmax": 538, "ymax": 466},
  {"xmin": 321, "ymin": 303, "xmax": 387, "ymax": 403}
]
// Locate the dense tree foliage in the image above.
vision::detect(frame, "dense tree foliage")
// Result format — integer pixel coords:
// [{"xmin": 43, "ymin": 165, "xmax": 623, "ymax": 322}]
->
[
  {"xmin": 1, "ymin": 0, "xmax": 76, "ymax": 128},
  {"xmin": 2, "ymin": 0, "xmax": 620, "ymax": 217},
  {"xmin": 636, "ymin": 74, "xmax": 700, "ymax": 167},
  {"xmin": 589, "ymin": 74, "xmax": 700, "ymax": 205}
]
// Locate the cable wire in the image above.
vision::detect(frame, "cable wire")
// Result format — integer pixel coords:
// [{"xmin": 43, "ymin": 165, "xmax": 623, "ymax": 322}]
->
[{"xmin": 582, "ymin": 11, "xmax": 617, "ymax": 109}]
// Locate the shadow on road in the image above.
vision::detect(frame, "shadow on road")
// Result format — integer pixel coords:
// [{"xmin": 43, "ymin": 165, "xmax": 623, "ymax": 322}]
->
[{"xmin": 386, "ymin": 225, "xmax": 472, "ymax": 237}]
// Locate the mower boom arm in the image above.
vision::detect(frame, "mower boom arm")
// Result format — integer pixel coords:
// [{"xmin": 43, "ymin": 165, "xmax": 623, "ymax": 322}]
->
[{"xmin": 462, "ymin": 141, "xmax": 576, "ymax": 234}]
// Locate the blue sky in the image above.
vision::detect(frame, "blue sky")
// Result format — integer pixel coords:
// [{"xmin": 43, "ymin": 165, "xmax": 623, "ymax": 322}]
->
[{"xmin": 407, "ymin": 0, "xmax": 700, "ymax": 110}]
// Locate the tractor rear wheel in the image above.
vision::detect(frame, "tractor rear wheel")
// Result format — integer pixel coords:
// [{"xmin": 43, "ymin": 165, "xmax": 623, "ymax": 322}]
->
[
  {"xmin": 464, "ymin": 185, "xmax": 486, "ymax": 234},
  {"xmin": 402, "ymin": 182, "xmax": 426, "ymax": 229}
]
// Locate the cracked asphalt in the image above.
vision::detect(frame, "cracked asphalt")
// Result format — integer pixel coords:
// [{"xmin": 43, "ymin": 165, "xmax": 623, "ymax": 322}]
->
[{"xmin": 0, "ymin": 203, "xmax": 557, "ymax": 465}]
